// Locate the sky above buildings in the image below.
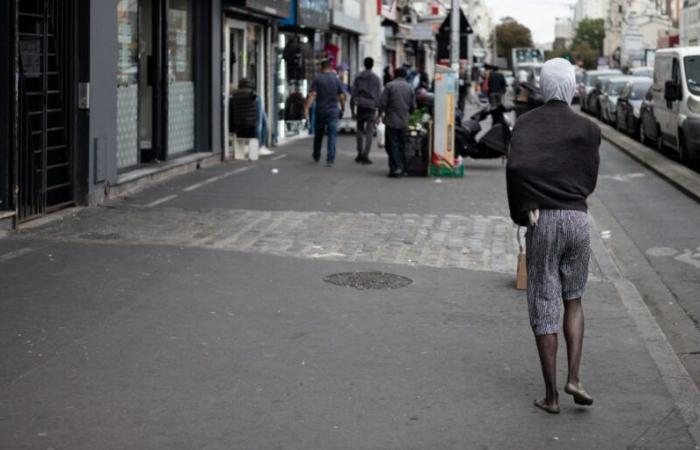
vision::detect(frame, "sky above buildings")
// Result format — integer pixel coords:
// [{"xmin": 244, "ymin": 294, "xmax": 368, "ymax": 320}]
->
[{"xmin": 484, "ymin": 0, "xmax": 578, "ymax": 44}]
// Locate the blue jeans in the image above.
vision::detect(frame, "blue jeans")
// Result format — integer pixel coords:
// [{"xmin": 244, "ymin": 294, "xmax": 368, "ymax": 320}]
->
[
  {"xmin": 313, "ymin": 114, "xmax": 338, "ymax": 163},
  {"xmin": 255, "ymin": 96, "xmax": 268, "ymax": 148}
]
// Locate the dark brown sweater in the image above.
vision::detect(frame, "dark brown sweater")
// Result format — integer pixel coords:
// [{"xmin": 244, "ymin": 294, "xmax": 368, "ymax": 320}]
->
[{"xmin": 506, "ymin": 101, "xmax": 601, "ymax": 226}]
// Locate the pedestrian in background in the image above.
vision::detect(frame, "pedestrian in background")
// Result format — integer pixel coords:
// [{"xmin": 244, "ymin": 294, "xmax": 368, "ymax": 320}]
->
[
  {"xmin": 506, "ymin": 58, "xmax": 601, "ymax": 414},
  {"xmin": 488, "ymin": 65, "xmax": 507, "ymax": 106},
  {"xmin": 351, "ymin": 57, "xmax": 382, "ymax": 165},
  {"xmin": 383, "ymin": 66, "xmax": 393, "ymax": 86},
  {"xmin": 304, "ymin": 59, "xmax": 345, "ymax": 167},
  {"xmin": 378, "ymin": 67, "xmax": 415, "ymax": 178}
]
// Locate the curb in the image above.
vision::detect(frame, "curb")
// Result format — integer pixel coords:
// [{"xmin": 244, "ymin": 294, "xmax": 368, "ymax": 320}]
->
[{"xmin": 578, "ymin": 111, "xmax": 700, "ymax": 203}]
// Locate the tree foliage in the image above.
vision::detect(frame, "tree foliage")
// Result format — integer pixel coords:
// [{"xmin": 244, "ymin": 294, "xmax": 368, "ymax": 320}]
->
[
  {"xmin": 572, "ymin": 18, "xmax": 605, "ymax": 55},
  {"xmin": 548, "ymin": 42, "xmax": 598, "ymax": 70},
  {"xmin": 495, "ymin": 17, "xmax": 534, "ymax": 66}
]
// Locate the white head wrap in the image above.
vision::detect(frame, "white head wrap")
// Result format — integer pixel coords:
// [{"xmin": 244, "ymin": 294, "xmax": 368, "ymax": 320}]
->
[{"xmin": 540, "ymin": 58, "xmax": 576, "ymax": 105}]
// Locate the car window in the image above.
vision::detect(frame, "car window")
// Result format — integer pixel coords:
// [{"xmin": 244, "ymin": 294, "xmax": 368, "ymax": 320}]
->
[
  {"xmin": 672, "ymin": 58, "xmax": 680, "ymax": 84},
  {"xmin": 631, "ymin": 80, "xmax": 653, "ymax": 99},
  {"xmin": 684, "ymin": 56, "xmax": 700, "ymax": 96},
  {"xmin": 610, "ymin": 80, "xmax": 628, "ymax": 96}
]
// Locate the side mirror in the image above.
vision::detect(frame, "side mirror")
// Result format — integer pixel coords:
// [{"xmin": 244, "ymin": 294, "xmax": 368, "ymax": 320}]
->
[{"xmin": 664, "ymin": 81, "xmax": 682, "ymax": 102}]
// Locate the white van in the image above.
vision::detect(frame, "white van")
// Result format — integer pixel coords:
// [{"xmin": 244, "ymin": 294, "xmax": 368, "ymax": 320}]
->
[{"xmin": 652, "ymin": 47, "xmax": 700, "ymax": 163}]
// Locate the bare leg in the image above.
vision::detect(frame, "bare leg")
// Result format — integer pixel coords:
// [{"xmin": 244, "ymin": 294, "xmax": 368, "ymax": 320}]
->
[
  {"xmin": 563, "ymin": 298, "xmax": 593, "ymax": 405},
  {"xmin": 534, "ymin": 334, "xmax": 560, "ymax": 413}
]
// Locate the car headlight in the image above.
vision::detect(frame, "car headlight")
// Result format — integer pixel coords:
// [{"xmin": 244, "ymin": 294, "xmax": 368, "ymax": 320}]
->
[{"xmin": 633, "ymin": 107, "xmax": 640, "ymax": 118}]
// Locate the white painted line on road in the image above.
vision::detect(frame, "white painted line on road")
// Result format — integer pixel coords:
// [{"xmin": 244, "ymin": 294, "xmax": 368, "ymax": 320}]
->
[
  {"xmin": 271, "ymin": 154, "xmax": 287, "ymax": 161},
  {"xmin": 145, "ymin": 195, "xmax": 178, "ymax": 208},
  {"xmin": 589, "ymin": 216, "xmax": 700, "ymax": 444},
  {"xmin": 183, "ymin": 166, "xmax": 255, "ymax": 192},
  {"xmin": 0, "ymin": 247, "xmax": 34, "ymax": 263}
]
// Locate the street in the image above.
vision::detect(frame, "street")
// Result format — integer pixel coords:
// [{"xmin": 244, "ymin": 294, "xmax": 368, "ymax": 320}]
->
[{"xmin": 1, "ymin": 119, "xmax": 699, "ymax": 448}]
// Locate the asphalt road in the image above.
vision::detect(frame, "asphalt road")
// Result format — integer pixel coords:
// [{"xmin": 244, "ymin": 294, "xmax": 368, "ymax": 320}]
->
[{"xmin": 0, "ymin": 106, "xmax": 698, "ymax": 448}]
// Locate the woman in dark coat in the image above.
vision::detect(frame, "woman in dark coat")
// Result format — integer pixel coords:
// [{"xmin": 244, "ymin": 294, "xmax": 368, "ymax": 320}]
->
[{"xmin": 506, "ymin": 58, "xmax": 601, "ymax": 414}]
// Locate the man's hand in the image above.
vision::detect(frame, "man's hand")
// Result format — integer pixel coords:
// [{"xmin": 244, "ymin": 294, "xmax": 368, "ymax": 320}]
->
[{"xmin": 303, "ymin": 109, "xmax": 309, "ymax": 121}]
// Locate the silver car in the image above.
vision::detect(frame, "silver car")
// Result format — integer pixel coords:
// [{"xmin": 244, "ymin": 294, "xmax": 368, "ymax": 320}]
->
[{"xmin": 600, "ymin": 76, "xmax": 634, "ymax": 124}]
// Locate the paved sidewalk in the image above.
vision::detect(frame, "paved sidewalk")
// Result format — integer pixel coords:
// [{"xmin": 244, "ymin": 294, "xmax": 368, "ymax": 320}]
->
[{"xmin": 0, "ymin": 134, "xmax": 696, "ymax": 449}]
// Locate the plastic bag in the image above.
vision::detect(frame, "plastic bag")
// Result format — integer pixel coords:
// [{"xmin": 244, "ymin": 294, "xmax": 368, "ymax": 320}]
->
[{"xmin": 377, "ymin": 122, "xmax": 386, "ymax": 148}]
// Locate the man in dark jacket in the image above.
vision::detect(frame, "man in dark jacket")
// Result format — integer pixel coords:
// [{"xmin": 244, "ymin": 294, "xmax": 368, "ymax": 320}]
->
[
  {"xmin": 506, "ymin": 58, "xmax": 600, "ymax": 415},
  {"xmin": 230, "ymin": 79, "xmax": 257, "ymax": 139},
  {"xmin": 378, "ymin": 67, "xmax": 415, "ymax": 177},
  {"xmin": 351, "ymin": 57, "xmax": 382, "ymax": 165},
  {"xmin": 488, "ymin": 66, "xmax": 507, "ymax": 106}
]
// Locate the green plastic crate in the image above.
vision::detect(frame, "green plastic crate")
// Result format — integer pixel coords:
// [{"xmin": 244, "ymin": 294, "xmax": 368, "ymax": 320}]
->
[{"xmin": 430, "ymin": 164, "xmax": 464, "ymax": 178}]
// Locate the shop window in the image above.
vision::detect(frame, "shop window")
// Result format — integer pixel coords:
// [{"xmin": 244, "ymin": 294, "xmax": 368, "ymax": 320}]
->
[
  {"xmin": 116, "ymin": 0, "xmax": 139, "ymax": 169},
  {"xmin": 167, "ymin": 0, "xmax": 195, "ymax": 155}
]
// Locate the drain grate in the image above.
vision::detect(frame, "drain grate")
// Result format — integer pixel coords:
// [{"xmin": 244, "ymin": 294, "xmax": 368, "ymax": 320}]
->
[{"xmin": 324, "ymin": 271, "xmax": 413, "ymax": 290}]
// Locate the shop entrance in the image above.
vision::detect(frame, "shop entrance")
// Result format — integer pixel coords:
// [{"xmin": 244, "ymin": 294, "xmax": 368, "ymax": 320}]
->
[
  {"xmin": 117, "ymin": 0, "xmax": 194, "ymax": 169},
  {"xmin": 223, "ymin": 18, "xmax": 265, "ymax": 158},
  {"xmin": 16, "ymin": 0, "xmax": 76, "ymax": 222}
]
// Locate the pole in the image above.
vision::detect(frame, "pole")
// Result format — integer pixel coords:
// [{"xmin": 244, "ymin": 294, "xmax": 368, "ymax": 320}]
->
[{"xmin": 450, "ymin": 0, "xmax": 459, "ymax": 73}]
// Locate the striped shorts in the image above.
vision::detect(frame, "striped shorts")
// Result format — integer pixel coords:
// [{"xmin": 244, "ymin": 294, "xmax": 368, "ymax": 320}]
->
[{"xmin": 525, "ymin": 209, "xmax": 590, "ymax": 336}]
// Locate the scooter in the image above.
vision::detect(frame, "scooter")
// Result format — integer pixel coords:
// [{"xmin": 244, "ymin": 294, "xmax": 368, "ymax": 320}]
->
[{"xmin": 455, "ymin": 103, "xmax": 513, "ymax": 160}]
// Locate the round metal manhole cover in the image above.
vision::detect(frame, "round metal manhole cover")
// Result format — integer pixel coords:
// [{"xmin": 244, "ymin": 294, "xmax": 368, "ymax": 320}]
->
[{"xmin": 323, "ymin": 271, "xmax": 413, "ymax": 290}]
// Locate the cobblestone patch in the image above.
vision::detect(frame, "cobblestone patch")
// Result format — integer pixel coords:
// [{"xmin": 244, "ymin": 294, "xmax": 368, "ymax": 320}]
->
[{"xmin": 24, "ymin": 206, "xmax": 603, "ymax": 278}]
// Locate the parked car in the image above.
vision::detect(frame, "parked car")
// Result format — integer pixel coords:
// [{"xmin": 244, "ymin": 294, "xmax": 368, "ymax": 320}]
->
[
  {"xmin": 639, "ymin": 86, "xmax": 660, "ymax": 147},
  {"xmin": 587, "ymin": 76, "xmax": 614, "ymax": 119},
  {"xmin": 601, "ymin": 76, "xmax": 635, "ymax": 124},
  {"xmin": 651, "ymin": 47, "xmax": 700, "ymax": 164},
  {"xmin": 616, "ymin": 77, "xmax": 653, "ymax": 138},
  {"xmin": 629, "ymin": 67, "xmax": 654, "ymax": 78},
  {"xmin": 579, "ymin": 69, "xmax": 623, "ymax": 113}
]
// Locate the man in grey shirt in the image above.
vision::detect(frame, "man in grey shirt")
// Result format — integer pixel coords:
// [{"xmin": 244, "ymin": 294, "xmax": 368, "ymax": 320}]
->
[
  {"xmin": 378, "ymin": 67, "xmax": 416, "ymax": 177},
  {"xmin": 351, "ymin": 57, "xmax": 382, "ymax": 165}
]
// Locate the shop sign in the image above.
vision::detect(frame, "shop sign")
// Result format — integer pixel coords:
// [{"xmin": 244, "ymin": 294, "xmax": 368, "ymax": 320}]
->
[
  {"xmin": 299, "ymin": 0, "xmax": 330, "ymax": 30},
  {"xmin": 246, "ymin": 0, "xmax": 291, "ymax": 18}
]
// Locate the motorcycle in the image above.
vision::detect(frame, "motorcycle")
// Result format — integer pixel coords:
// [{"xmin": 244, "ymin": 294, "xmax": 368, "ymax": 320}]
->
[{"xmin": 455, "ymin": 103, "xmax": 513, "ymax": 160}]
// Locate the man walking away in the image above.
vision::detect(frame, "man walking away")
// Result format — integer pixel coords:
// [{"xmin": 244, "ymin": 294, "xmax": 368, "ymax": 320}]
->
[
  {"xmin": 378, "ymin": 67, "xmax": 415, "ymax": 178},
  {"xmin": 351, "ymin": 57, "xmax": 382, "ymax": 165},
  {"xmin": 488, "ymin": 65, "xmax": 507, "ymax": 106},
  {"xmin": 305, "ymin": 59, "xmax": 345, "ymax": 167}
]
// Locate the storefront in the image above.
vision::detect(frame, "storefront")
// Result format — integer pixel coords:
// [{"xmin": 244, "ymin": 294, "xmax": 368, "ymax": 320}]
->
[
  {"xmin": 222, "ymin": 0, "xmax": 289, "ymax": 157},
  {"xmin": 275, "ymin": 0, "xmax": 329, "ymax": 143},
  {"xmin": 116, "ymin": 0, "xmax": 199, "ymax": 170}
]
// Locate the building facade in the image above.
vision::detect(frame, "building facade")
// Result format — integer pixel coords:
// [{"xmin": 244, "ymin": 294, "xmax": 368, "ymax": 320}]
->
[
  {"xmin": 681, "ymin": 0, "xmax": 700, "ymax": 46},
  {"xmin": 554, "ymin": 17, "xmax": 575, "ymax": 50},
  {"xmin": 1, "ymin": 0, "xmax": 226, "ymax": 228},
  {"xmin": 605, "ymin": 0, "xmax": 675, "ymax": 66},
  {"xmin": 574, "ymin": 0, "xmax": 607, "ymax": 24}
]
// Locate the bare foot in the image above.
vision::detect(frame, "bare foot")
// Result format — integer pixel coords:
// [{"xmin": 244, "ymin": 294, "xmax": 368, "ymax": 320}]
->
[
  {"xmin": 534, "ymin": 398, "xmax": 560, "ymax": 414},
  {"xmin": 565, "ymin": 382, "xmax": 593, "ymax": 406}
]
